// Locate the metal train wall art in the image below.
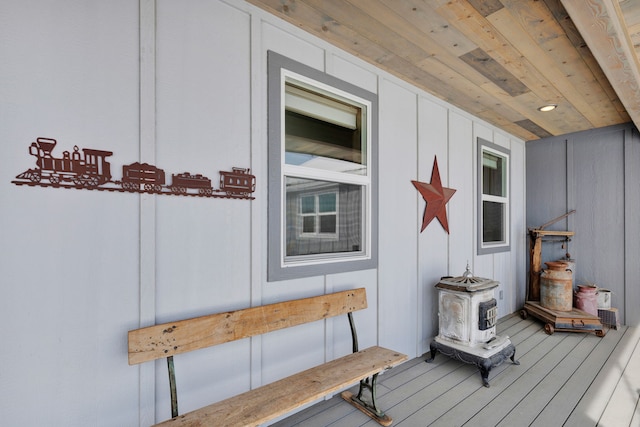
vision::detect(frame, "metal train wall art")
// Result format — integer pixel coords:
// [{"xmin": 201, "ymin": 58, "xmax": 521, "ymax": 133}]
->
[{"xmin": 11, "ymin": 137, "xmax": 256, "ymax": 200}]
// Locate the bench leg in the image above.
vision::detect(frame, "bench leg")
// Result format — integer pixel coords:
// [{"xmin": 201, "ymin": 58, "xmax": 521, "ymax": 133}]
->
[
  {"xmin": 341, "ymin": 373, "xmax": 393, "ymax": 426},
  {"xmin": 167, "ymin": 356, "xmax": 179, "ymax": 418}
]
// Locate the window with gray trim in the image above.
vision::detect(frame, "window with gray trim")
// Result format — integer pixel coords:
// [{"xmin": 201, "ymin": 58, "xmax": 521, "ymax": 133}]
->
[
  {"xmin": 268, "ymin": 51, "xmax": 378, "ymax": 281},
  {"xmin": 477, "ymin": 138, "xmax": 510, "ymax": 255}
]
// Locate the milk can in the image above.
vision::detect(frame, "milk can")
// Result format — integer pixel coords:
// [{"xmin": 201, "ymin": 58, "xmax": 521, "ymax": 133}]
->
[
  {"xmin": 597, "ymin": 289, "xmax": 611, "ymax": 309},
  {"xmin": 575, "ymin": 285, "xmax": 598, "ymax": 316},
  {"xmin": 540, "ymin": 261, "xmax": 573, "ymax": 311},
  {"xmin": 557, "ymin": 259, "xmax": 576, "ymax": 285}
]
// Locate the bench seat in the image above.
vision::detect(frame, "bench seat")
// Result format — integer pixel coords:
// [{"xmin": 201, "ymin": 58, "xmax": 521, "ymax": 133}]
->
[
  {"xmin": 129, "ymin": 288, "xmax": 407, "ymax": 426},
  {"xmin": 156, "ymin": 346, "xmax": 406, "ymax": 426}
]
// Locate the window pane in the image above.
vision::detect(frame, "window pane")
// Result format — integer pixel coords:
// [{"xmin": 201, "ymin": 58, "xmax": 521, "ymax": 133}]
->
[
  {"xmin": 318, "ymin": 193, "xmax": 336, "ymax": 212},
  {"xmin": 483, "ymin": 201, "xmax": 504, "ymax": 242},
  {"xmin": 483, "ymin": 151, "xmax": 505, "ymax": 197},
  {"xmin": 301, "ymin": 195, "xmax": 315, "ymax": 214},
  {"xmin": 285, "ymin": 83, "xmax": 366, "ymax": 176},
  {"xmin": 302, "ymin": 216, "xmax": 315, "ymax": 233},
  {"xmin": 319, "ymin": 215, "xmax": 337, "ymax": 233},
  {"xmin": 285, "ymin": 177, "xmax": 363, "ymax": 257}
]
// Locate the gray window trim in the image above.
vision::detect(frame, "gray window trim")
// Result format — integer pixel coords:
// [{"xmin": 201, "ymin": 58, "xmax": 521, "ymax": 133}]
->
[
  {"xmin": 267, "ymin": 51, "xmax": 378, "ymax": 281},
  {"xmin": 477, "ymin": 138, "xmax": 511, "ymax": 255}
]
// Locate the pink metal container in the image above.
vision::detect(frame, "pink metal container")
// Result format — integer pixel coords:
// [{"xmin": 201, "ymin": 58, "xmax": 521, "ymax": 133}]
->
[{"xmin": 575, "ymin": 285, "xmax": 598, "ymax": 316}]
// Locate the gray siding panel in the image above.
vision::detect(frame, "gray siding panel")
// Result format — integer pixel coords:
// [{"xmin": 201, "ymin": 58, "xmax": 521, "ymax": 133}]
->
[
  {"xmin": 572, "ymin": 129, "xmax": 625, "ymax": 314},
  {"xmin": 625, "ymin": 128, "xmax": 640, "ymax": 326},
  {"xmin": 527, "ymin": 123, "xmax": 639, "ymax": 325}
]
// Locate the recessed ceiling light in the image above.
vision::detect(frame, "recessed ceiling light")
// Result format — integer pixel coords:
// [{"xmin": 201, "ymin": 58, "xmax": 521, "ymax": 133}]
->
[{"xmin": 538, "ymin": 104, "xmax": 557, "ymax": 112}]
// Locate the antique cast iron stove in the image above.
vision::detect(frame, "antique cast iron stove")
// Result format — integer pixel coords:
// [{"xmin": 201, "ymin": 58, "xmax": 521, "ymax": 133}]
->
[{"xmin": 427, "ymin": 265, "xmax": 519, "ymax": 387}]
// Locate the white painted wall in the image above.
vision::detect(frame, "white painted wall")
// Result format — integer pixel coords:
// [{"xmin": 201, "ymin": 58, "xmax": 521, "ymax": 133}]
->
[
  {"xmin": 0, "ymin": 1, "xmax": 141, "ymax": 425},
  {"xmin": 0, "ymin": 0, "xmax": 526, "ymax": 425}
]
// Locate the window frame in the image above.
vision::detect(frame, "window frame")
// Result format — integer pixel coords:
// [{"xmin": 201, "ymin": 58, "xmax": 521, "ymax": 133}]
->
[
  {"xmin": 267, "ymin": 51, "xmax": 378, "ymax": 281},
  {"xmin": 477, "ymin": 138, "xmax": 510, "ymax": 255}
]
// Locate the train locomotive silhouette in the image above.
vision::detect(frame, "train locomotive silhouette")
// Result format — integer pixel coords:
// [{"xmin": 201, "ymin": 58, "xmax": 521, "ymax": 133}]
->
[{"xmin": 12, "ymin": 137, "xmax": 256, "ymax": 199}]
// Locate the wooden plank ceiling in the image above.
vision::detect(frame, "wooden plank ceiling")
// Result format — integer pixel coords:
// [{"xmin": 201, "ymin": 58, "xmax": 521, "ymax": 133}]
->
[{"xmin": 246, "ymin": 0, "xmax": 640, "ymax": 141}]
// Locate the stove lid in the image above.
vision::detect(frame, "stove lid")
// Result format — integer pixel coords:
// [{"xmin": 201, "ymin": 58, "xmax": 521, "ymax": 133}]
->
[{"xmin": 436, "ymin": 264, "xmax": 499, "ymax": 292}]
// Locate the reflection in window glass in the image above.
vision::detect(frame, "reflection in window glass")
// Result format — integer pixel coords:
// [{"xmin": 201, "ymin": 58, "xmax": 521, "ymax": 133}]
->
[
  {"xmin": 482, "ymin": 201, "xmax": 505, "ymax": 242},
  {"xmin": 285, "ymin": 83, "xmax": 367, "ymax": 176},
  {"xmin": 483, "ymin": 151, "xmax": 506, "ymax": 197},
  {"xmin": 285, "ymin": 177, "xmax": 363, "ymax": 258},
  {"xmin": 301, "ymin": 195, "xmax": 315, "ymax": 214},
  {"xmin": 320, "ymin": 215, "xmax": 336, "ymax": 233},
  {"xmin": 318, "ymin": 193, "xmax": 336, "ymax": 212}
]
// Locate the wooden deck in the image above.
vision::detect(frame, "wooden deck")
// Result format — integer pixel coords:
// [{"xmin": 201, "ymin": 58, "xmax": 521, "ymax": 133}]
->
[{"xmin": 272, "ymin": 314, "xmax": 640, "ymax": 427}]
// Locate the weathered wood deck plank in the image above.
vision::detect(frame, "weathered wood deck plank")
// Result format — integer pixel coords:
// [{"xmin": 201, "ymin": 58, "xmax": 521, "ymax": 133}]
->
[
  {"xmin": 407, "ymin": 322, "xmax": 550, "ymax": 426},
  {"xmin": 430, "ymin": 329, "xmax": 574, "ymax": 426},
  {"xmin": 580, "ymin": 326, "xmax": 640, "ymax": 427},
  {"xmin": 598, "ymin": 326, "xmax": 640, "ymax": 425},
  {"xmin": 563, "ymin": 325, "xmax": 637, "ymax": 427},
  {"xmin": 498, "ymin": 333, "xmax": 600, "ymax": 426},
  {"xmin": 530, "ymin": 325, "xmax": 626, "ymax": 426}
]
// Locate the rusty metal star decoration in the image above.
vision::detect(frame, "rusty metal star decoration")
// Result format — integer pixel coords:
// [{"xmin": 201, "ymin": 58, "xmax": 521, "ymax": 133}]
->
[{"xmin": 411, "ymin": 156, "xmax": 456, "ymax": 233}]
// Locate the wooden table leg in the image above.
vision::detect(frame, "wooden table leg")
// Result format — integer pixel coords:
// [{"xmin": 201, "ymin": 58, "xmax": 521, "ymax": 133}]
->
[{"xmin": 529, "ymin": 233, "xmax": 542, "ymax": 301}]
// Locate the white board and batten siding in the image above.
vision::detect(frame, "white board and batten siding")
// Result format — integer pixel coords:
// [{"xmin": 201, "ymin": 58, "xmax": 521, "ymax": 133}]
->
[
  {"xmin": 377, "ymin": 78, "xmax": 419, "ymax": 356},
  {"xmin": 1, "ymin": 1, "xmax": 142, "ymax": 426},
  {"xmin": 152, "ymin": 1, "xmax": 255, "ymax": 421},
  {"xmin": 417, "ymin": 97, "xmax": 450, "ymax": 350},
  {"xmin": 0, "ymin": 0, "xmax": 526, "ymax": 425}
]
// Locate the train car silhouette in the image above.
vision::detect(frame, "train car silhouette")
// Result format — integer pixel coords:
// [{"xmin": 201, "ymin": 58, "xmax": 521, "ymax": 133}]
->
[
  {"xmin": 121, "ymin": 162, "xmax": 166, "ymax": 192},
  {"xmin": 219, "ymin": 167, "xmax": 255, "ymax": 197},
  {"xmin": 170, "ymin": 172, "xmax": 213, "ymax": 195}
]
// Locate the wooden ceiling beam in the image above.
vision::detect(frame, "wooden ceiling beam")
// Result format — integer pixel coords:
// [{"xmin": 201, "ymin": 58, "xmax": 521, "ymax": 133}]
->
[{"xmin": 561, "ymin": 0, "xmax": 640, "ymax": 133}]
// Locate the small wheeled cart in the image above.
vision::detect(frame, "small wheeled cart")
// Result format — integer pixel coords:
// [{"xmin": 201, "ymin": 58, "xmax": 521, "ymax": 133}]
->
[{"xmin": 520, "ymin": 301, "xmax": 605, "ymax": 336}]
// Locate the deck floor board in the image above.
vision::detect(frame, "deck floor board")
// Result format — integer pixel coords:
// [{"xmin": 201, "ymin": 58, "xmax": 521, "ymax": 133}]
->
[{"xmin": 271, "ymin": 314, "xmax": 639, "ymax": 427}]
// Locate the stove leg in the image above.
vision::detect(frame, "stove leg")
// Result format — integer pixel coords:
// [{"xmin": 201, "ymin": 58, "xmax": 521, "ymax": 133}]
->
[
  {"xmin": 426, "ymin": 342, "xmax": 437, "ymax": 363},
  {"xmin": 480, "ymin": 367, "xmax": 491, "ymax": 388},
  {"xmin": 510, "ymin": 348, "xmax": 520, "ymax": 365},
  {"xmin": 480, "ymin": 360, "xmax": 491, "ymax": 387}
]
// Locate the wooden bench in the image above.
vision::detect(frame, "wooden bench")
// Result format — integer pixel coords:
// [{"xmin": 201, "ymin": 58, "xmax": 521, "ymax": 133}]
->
[{"xmin": 128, "ymin": 288, "xmax": 408, "ymax": 426}]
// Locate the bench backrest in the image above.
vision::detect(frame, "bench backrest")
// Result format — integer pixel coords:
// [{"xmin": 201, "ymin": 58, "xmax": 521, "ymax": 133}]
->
[{"xmin": 128, "ymin": 287, "xmax": 367, "ymax": 365}]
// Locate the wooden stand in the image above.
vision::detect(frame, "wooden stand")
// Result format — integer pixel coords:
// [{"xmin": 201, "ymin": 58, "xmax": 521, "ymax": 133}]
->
[
  {"xmin": 528, "ymin": 229, "xmax": 574, "ymax": 301},
  {"xmin": 523, "ymin": 228, "xmax": 605, "ymax": 336}
]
